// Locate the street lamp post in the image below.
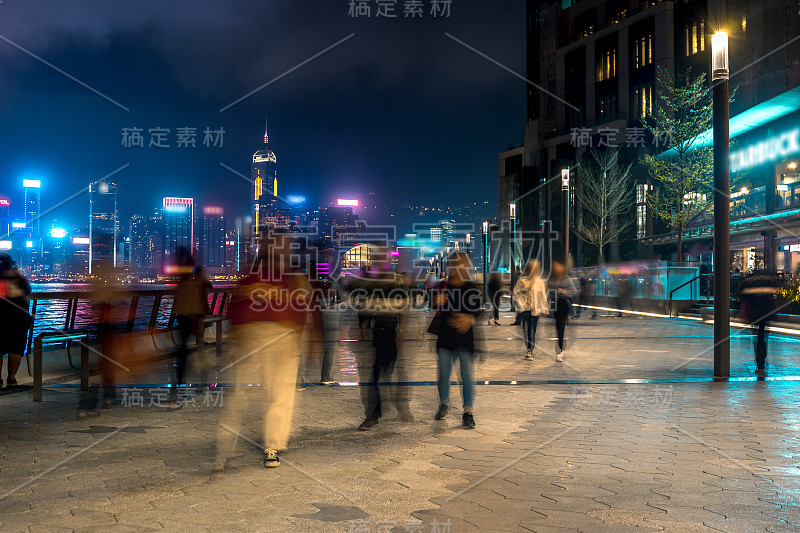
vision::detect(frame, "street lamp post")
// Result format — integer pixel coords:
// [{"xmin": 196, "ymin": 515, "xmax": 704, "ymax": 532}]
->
[
  {"xmin": 712, "ymin": 32, "xmax": 730, "ymax": 378},
  {"xmin": 562, "ymin": 168, "xmax": 570, "ymax": 266},
  {"xmin": 483, "ymin": 221, "xmax": 489, "ymax": 321},
  {"xmin": 509, "ymin": 203, "xmax": 516, "ymax": 296}
]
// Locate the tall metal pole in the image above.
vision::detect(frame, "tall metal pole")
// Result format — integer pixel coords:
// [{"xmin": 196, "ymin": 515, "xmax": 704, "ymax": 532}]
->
[
  {"xmin": 509, "ymin": 204, "xmax": 516, "ymax": 295},
  {"xmin": 561, "ymin": 168, "xmax": 570, "ymax": 265},
  {"xmin": 482, "ymin": 221, "xmax": 489, "ymax": 306},
  {"xmin": 712, "ymin": 32, "xmax": 730, "ymax": 378}
]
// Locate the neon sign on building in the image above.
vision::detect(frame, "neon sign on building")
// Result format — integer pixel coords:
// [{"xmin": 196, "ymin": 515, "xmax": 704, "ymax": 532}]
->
[{"xmin": 730, "ymin": 128, "xmax": 800, "ymax": 173}]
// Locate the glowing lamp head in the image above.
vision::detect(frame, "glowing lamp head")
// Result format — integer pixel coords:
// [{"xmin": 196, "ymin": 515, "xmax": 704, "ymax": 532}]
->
[
  {"xmin": 711, "ymin": 32, "xmax": 729, "ymax": 81},
  {"xmin": 562, "ymin": 168, "xmax": 570, "ymax": 189},
  {"xmin": 482, "ymin": 221, "xmax": 489, "ymax": 234},
  {"xmin": 789, "ymin": 162, "xmax": 798, "ymax": 170},
  {"xmin": 509, "ymin": 203, "xmax": 516, "ymax": 219}
]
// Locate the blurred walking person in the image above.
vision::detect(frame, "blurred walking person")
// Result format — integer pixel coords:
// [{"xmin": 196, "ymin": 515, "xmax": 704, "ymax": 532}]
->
[
  {"xmin": 217, "ymin": 232, "xmax": 317, "ymax": 469},
  {"xmin": 487, "ymin": 273, "xmax": 502, "ymax": 325},
  {"xmin": 739, "ymin": 270, "xmax": 781, "ymax": 376},
  {"xmin": 170, "ymin": 247, "xmax": 212, "ymax": 408},
  {"xmin": 77, "ymin": 260, "xmax": 126, "ymax": 417},
  {"xmin": 0, "ymin": 254, "xmax": 31, "ymax": 388},
  {"xmin": 549, "ymin": 261, "xmax": 577, "ymax": 362},
  {"xmin": 356, "ymin": 251, "xmax": 410, "ymax": 430},
  {"xmin": 513, "ymin": 260, "xmax": 548, "ymax": 360},
  {"xmin": 432, "ymin": 252, "xmax": 481, "ymax": 429}
]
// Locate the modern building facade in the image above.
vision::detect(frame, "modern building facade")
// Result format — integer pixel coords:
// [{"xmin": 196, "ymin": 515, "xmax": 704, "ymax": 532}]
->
[
  {"xmin": 89, "ymin": 180, "xmax": 117, "ymax": 273},
  {"xmin": 162, "ymin": 197, "xmax": 194, "ymax": 262},
  {"xmin": 200, "ymin": 206, "xmax": 226, "ymax": 270},
  {"xmin": 252, "ymin": 116, "xmax": 278, "ymax": 236},
  {"xmin": 22, "ymin": 179, "xmax": 41, "ymax": 240},
  {"xmin": 515, "ymin": 0, "xmax": 800, "ymax": 271}
]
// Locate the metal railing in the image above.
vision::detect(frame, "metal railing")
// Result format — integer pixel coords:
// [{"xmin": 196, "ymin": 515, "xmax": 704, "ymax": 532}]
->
[
  {"xmin": 668, "ymin": 274, "xmax": 710, "ymax": 317},
  {"xmin": 26, "ymin": 287, "xmax": 232, "ymax": 355}
]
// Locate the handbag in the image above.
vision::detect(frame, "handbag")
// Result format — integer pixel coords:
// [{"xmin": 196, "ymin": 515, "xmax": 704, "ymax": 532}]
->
[
  {"xmin": 427, "ymin": 312, "xmax": 442, "ymax": 335},
  {"xmin": 427, "ymin": 280, "xmax": 448, "ymax": 335}
]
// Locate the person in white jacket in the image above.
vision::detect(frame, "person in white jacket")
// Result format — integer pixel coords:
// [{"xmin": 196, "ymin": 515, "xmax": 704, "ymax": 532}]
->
[{"xmin": 513, "ymin": 260, "xmax": 549, "ymax": 360}]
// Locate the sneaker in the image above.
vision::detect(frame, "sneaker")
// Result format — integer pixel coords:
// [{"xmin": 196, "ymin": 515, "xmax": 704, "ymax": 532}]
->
[
  {"xmin": 76, "ymin": 409, "xmax": 100, "ymax": 420},
  {"xmin": 358, "ymin": 417, "xmax": 380, "ymax": 431},
  {"xmin": 556, "ymin": 352, "xmax": 564, "ymax": 362},
  {"xmin": 524, "ymin": 349, "xmax": 533, "ymax": 361},
  {"xmin": 755, "ymin": 368, "xmax": 767, "ymax": 376},
  {"xmin": 103, "ymin": 398, "xmax": 114, "ymax": 409},
  {"xmin": 320, "ymin": 378, "xmax": 335, "ymax": 385},
  {"xmin": 263, "ymin": 448, "xmax": 280, "ymax": 468},
  {"xmin": 462, "ymin": 412, "xmax": 476, "ymax": 429},
  {"xmin": 6, "ymin": 378, "xmax": 18, "ymax": 388},
  {"xmin": 434, "ymin": 404, "xmax": 449, "ymax": 420}
]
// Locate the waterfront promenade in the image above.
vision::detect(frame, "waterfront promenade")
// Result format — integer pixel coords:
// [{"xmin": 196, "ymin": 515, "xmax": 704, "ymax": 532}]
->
[{"xmin": 1, "ymin": 311, "xmax": 799, "ymax": 531}]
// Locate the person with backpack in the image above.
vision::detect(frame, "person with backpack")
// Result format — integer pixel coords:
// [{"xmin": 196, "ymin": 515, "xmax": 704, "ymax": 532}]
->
[
  {"xmin": 739, "ymin": 270, "xmax": 781, "ymax": 376},
  {"xmin": 0, "ymin": 254, "xmax": 31, "ymax": 388},
  {"xmin": 513, "ymin": 260, "xmax": 548, "ymax": 360}
]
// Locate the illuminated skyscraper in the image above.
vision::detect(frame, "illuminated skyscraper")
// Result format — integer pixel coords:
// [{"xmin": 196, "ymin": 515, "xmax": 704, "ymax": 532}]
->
[
  {"xmin": 163, "ymin": 197, "xmax": 194, "ymax": 261},
  {"xmin": 251, "ymin": 115, "xmax": 278, "ymax": 234},
  {"xmin": 200, "ymin": 206, "xmax": 226, "ymax": 269},
  {"xmin": 22, "ymin": 179, "xmax": 41, "ymax": 239},
  {"xmin": 89, "ymin": 180, "xmax": 117, "ymax": 273},
  {"xmin": 0, "ymin": 195, "xmax": 10, "ymax": 237}
]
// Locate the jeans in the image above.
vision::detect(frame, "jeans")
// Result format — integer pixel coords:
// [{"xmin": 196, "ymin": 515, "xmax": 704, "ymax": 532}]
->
[
  {"xmin": 520, "ymin": 311, "xmax": 539, "ymax": 350},
  {"xmin": 555, "ymin": 299, "xmax": 569, "ymax": 350},
  {"xmin": 437, "ymin": 348, "xmax": 475, "ymax": 410}
]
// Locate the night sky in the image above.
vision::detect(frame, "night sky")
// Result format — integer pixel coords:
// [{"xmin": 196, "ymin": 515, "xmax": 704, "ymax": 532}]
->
[{"xmin": 0, "ymin": 0, "xmax": 525, "ymax": 233}]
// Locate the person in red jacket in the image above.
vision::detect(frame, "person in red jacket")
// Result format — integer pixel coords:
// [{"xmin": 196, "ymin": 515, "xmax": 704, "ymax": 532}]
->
[{"xmin": 216, "ymin": 231, "xmax": 317, "ymax": 469}]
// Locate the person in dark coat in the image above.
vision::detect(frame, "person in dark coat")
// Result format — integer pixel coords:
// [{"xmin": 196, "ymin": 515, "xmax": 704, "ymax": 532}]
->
[
  {"xmin": 487, "ymin": 273, "xmax": 502, "ymax": 326},
  {"xmin": 0, "ymin": 254, "xmax": 32, "ymax": 388},
  {"xmin": 739, "ymin": 271, "xmax": 781, "ymax": 376}
]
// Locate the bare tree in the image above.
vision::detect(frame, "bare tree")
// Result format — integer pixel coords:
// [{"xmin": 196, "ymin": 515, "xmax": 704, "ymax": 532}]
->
[{"xmin": 575, "ymin": 149, "xmax": 635, "ymax": 264}]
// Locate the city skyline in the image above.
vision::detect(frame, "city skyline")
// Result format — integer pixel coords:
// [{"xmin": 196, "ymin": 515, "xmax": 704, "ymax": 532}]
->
[{"xmin": 0, "ymin": 1, "xmax": 523, "ymax": 238}]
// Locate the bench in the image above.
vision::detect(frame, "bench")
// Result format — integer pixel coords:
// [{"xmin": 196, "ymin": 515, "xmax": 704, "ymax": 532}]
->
[{"xmin": 33, "ymin": 330, "xmax": 90, "ymax": 402}]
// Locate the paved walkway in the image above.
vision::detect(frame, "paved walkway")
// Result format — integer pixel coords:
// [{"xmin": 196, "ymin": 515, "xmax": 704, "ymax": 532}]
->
[{"xmin": 1, "ymin": 311, "xmax": 799, "ymax": 531}]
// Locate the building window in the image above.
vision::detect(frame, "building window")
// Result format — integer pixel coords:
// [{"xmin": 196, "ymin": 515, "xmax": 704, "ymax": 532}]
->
[
  {"xmin": 683, "ymin": 21, "xmax": 705, "ymax": 56},
  {"xmin": 632, "ymin": 82, "xmax": 653, "ymax": 119},
  {"xmin": 636, "ymin": 184, "xmax": 648, "ymax": 239},
  {"xmin": 597, "ymin": 93, "xmax": 617, "ymax": 120},
  {"xmin": 633, "ymin": 34, "xmax": 653, "ymax": 69},
  {"xmin": 597, "ymin": 48, "xmax": 616, "ymax": 81}
]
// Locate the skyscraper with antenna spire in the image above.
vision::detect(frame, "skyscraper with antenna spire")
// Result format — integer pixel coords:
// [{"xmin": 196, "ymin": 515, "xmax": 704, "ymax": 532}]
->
[{"xmin": 251, "ymin": 114, "xmax": 277, "ymax": 234}]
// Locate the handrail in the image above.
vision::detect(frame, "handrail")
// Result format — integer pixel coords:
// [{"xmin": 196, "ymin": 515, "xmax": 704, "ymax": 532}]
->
[
  {"xmin": 26, "ymin": 287, "xmax": 233, "ymax": 355},
  {"xmin": 668, "ymin": 273, "xmax": 709, "ymax": 317}
]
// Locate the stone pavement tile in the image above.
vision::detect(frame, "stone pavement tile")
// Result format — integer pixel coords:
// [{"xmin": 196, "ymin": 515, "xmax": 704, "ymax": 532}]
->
[
  {"xmin": 27, "ymin": 525, "xmax": 75, "ymax": 533},
  {"xmin": 645, "ymin": 504, "xmax": 724, "ymax": 523},
  {"xmin": 33, "ymin": 509, "xmax": 117, "ymax": 530},
  {"xmin": 586, "ymin": 508, "xmax": 665, "ymax": 531},
  {"xmin": 704, "ymin": 517, "xmax": 785, "ymax": 533},
  {"xmin": 761, "ymin": 508, "xmax": 800, "ymax": 528},
  {"xmin": 530, "ymin": 495, "xmax": 610, "ymax": 513},
  {"xmin": 519, "ymin": 509, "xmax": 605, "ymax": 530}
]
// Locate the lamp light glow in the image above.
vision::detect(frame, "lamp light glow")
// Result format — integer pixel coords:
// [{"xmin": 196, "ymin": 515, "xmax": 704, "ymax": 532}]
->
[
  {"xmin": 711, "ymin": 32, "xmax": 729, "ymax": 81},
  {"xmin": 50, "ymin": 228, "xmax": 67, "ymax": 238},
  {"xmin": 509, "ymin": 203, "xmax": 516, "ymax": 219},
  {"xmin": 562, "ymin": 168, "xmax": 570, "ymax": 189}
]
